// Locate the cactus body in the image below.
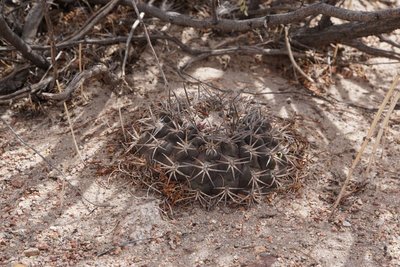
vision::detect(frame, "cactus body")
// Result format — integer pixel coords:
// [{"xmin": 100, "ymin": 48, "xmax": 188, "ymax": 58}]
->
[{"xmin": 131, "ymin": 93, "xmax": 306, "ymax": 206}]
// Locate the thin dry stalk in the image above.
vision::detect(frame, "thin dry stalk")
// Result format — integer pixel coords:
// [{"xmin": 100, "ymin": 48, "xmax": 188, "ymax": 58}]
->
[
  {"xmin": 284, "ymin": 26, "xmax": 315, "ymax": 84},
  {"xmin": 42, "ymin": 0, "xmax": 57, "ymax": 87},
  {"xmin": 129, "ymin": 0, "xmax": 169, "ymax": 89},
  {"xmin": 43, "ymin": 2, "xmax": 70, "ymax": 213},
  {"xmin": 332, "ymin": 44, "xmax": 339, "ymax": 64},
  {"xmin": 59, "ymin": 179, "xmax": 66, "ymax": 213},
  {"xmin": 79, "ymin": 43, "xmax": 88, "ymax": 100},
  {"xmin": 61, "ymin": 0, "xmax": 120, "ymax": 43},
  {"xmin": 56, "ymin": 80, "xmax": 85, "ymax": 164},
  {"xmin": 119, "ymin": 106, "xmax": 127, "ymax": 142},
  {"xmin": 332, "ymin": 74, "xmax": 400, "ymax": 213},
  {"xmin": 366, "ymin": 89, "xmax": 400, "ymax": 174},
  {"xmin": 121, "ymin": 11, "xmax": 144, "ymax": 77}
]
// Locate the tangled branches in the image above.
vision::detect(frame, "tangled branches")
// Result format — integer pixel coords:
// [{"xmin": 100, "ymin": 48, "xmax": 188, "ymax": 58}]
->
[{"xmin": 0, "ymin": 0, "xmax": 400, "ymax": 103}]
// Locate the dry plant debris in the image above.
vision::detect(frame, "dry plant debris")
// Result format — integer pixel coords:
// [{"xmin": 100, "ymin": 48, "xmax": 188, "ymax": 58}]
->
[
  {"xmin": 126, "ymin": 91, "xmax": 308, "ymax": 207},
  {"xmin": 2, "ymin": 0, "xmax": 400, "ymax": 105}
]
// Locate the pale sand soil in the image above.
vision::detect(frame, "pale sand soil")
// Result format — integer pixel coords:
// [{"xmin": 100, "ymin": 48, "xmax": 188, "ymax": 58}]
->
[
  {"xmin": 1, "ymin": 48, "xmax": 399, "ymax": 267},
  {"xmin": 1, "ymin": 3, "xmax": 400, "ymax": 263}
]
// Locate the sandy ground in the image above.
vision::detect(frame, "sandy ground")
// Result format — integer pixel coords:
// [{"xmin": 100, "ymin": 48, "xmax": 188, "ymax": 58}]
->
[
  {"xmin": 1, "ymin": 48, "xmax": 399, "ymax": 267},
  {"xmin": 1, "ymin": 2, "xmax": 400, "ymax": 264}
]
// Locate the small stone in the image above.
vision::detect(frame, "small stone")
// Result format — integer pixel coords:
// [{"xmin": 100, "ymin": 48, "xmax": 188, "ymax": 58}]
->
[
  {"xmin": 37, "ymin": 242, "xmax": 49, "ymax": 251},
  {"xmin": 24, "ymin": 247, "xmax": 40, "ymax": 257},
  {"xmin": 112, "ymin": 246, "xmax": 122, "ymax": 255},
  {"xmin": 10, "ymin": 178, "xmax": 24, "ymax": 188},
  {"xmin": 342, "ymin": 220, "xmax": 352, "ymax": 227},
  {"xmin": 254, "ymin": 245, "xmax": 267, "ymax": 254}
]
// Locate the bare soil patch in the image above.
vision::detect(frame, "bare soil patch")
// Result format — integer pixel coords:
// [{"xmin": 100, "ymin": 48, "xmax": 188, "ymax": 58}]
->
[
  {"xmin": 1, "ymin": 46, "xmax": 399, "ymax": 266},
  {"xmin": 1, "ymin": 1, "xmax": 400, "ymax": 265}
]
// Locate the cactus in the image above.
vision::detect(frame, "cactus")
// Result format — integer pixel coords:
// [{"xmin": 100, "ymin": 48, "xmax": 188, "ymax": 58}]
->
[{"xmin": 130, "ymin": 92, "xmax": 307, "ymax": 207}]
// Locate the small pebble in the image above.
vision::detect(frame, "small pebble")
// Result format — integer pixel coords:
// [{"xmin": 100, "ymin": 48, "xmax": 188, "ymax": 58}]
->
[
  {"xmin": 342, "ymin": 220, "xmax": 352, "ymax": 227},
  {"xmin": 37, "ymin": 242, "xmax": 50, "ymax": 251},
  {"xmin": 24, "ymin": 247, "xmax": 40, "ymax": 257},
  {"xmin": 10, "ymin": 179, "xmax": 24, "ymax": 188},
  {"xmin": 254, "ymin": 245, "xmax": 267, "ymax": 254}
]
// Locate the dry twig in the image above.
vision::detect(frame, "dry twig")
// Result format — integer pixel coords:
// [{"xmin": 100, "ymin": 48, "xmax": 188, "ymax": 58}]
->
[
  {"xmin": 60, "ymin": 0, "xmax": 121, "ymax": 44},
  {"xmin": 345, "ymin": 39, "xmax": 400, "ymax": 61},
  {"xmin": 41, "ymin": 64, "xmax": 109, "ymax": 101},
  {"xmin": 366, "ymin": 90, "xmax": 400, "ymax": 174},
  {"xmin": 129, "ymin": 0, "xmax": 169, "ymax": 89},
  {"xmin": 121, "ymin": 11, "xmax": 144, "ymax": 77},
  {"xmin": 91, "ymin": 0, "xmax": 400, "ymax": 30},
  {"xmin": 55, "ymin": 80, "xmax": 85, "ymax": 164},
  {"xmin": 22, "ymin": 1, "xmax": 45, "ymax": 43},
  {"xmin": 0, "ymin": 76, "xmax": 53, "ymax": 104},
  {"xmin": 332, "ymin": 74, "xmax": 400, "ymax": 213},
  {"xmin": 0, "ymin": 5, "xmax": 49, "ymax": 69},
  {"xmin": 284, "ymin": 27, "xmax": 315, "ymax": 84}
]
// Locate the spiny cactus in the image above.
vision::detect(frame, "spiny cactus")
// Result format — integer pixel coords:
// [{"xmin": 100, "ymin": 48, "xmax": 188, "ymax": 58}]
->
[{"xmin": 130, "ymin": 92, "xmax": 307, "ymax": 207}]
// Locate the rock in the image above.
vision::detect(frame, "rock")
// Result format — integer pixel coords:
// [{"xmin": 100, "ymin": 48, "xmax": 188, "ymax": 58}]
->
[
  {"xmin": 10, "ymin": 178, "xmax": 24, "ymax": 188},
  {"xmin": 342, "ymin": 220, "xmax": 352, "ymax": 227},
  {"xmin": 37, "ymin": 242, "xmax": 50, "ymax": 251},
  {"xmin": 24, "ymin": 247, "xmax": 40, "ymax": 257},
  {"xmin": 254, "ymin": 245, "xmax": 267, "ymax": 254}
]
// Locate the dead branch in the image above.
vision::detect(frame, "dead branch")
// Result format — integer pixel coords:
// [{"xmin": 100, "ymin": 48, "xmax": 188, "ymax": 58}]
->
[
  {"xmin": 0, "ymin": 76, "xmax": 54, "ymax": 104},
  {"xmin": 345, "ymin": 39, "xmax": 400, "ymax": 61},
  {"xmin": 90, "ymin": 0, "xmax": 400, "ymax": 32},
  {"xmin": 235, "ymin": 4, "xmax": 298, "ymax": 18},
  {"xmin": 128, "ymin": 0, "xmax": 169, "ymax": 89},
  {"xmin": 0, "ymin": 6, "xmax": 49, "ymax": 69},
  {"xmin": 317, "ymin": 0, "xmax": 340, "ymax": 30},
  {"xmin": 43, "ymin": 0, "xmax": 58, "ymax": 87},
  {"xmin": 60, "ymin": 0, "xmax": 121, "ymax": 44},
  {"xmin": 293, "ymin": 17, "xmax": 400, "ymax": 47},
  {"xmin": 284, "ymin": 27, "xmax": 315, "ymax": 83},
  {"xmin": 1, "ymin": 0, "xmax": 400, "ymax": 103},
  {"xmin": 211, "ymin": 0, "xmax": 219, "ymax": 24},
  {"xmin": 378, "ymin": 34, "xmax": 400, "ymax": 49},
  {"xmin": 2, "ymin": 1, "xmax": 399, "ymax": 69},
  {"xmin": 83, "ymin": 1, "xmax": 400, "ymax": 54},
  {"xmin": 121, "ymin": 11, "xmax": 144, "ymax": 77},
  {"xmin": 0, "ymin": 34, "xmax": 208, "ymax": 54},
  {"xmin": 40, "ymin": 64, "xmax": 109, "ymax": 101},
  {"xmin": 22, "ymin": 1, "xmax": 46, "ymax": 43},
  {"xmin": 0, "ymin": 64, "xmax": 31, "ymax": 95}
]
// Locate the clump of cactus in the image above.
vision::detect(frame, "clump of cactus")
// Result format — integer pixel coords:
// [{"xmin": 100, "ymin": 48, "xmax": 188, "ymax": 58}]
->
[{"xmin": 129, "ymin": 92, "xmax": 307, "ymax": 207}]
